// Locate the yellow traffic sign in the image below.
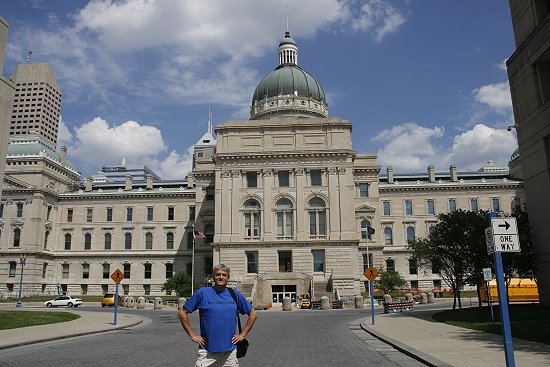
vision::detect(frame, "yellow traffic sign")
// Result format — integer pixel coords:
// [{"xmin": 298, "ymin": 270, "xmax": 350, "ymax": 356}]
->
[
  {"xmin": 363, "ymin": 266, "xmax": 379, "ymax": 282},
  {"xmin": 111, "ymin": 269, "xmax": 124, "ymax": 284}
]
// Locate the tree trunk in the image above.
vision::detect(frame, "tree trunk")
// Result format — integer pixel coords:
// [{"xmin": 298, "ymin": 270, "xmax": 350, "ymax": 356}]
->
[{"xmin": 476, "ymin": 284, "xmax": 482, "ymax": 307}]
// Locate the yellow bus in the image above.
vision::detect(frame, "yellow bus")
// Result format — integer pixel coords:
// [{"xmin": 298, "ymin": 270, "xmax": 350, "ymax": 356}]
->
[{"xmin": 480, "ymin": 278, "xmax": 538, "ymax": 302}]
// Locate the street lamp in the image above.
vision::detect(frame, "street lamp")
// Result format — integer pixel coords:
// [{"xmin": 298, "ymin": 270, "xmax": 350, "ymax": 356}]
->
[{"xmin": 15, "ymin": 255, "xmax": 27, "ymax": 308}]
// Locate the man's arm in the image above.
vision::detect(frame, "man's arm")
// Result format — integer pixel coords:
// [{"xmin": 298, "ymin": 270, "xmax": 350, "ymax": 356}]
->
[
  {"xmin": 231, "ymin": 308, "xmax": 257, "ymax": 344},
  {"xmin": 178, "ymin": 308, "xmax": 206, "ymax": 347}
]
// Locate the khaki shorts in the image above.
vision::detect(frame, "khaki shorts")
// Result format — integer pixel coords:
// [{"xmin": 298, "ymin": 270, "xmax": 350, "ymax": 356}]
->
[{"xmin": 195, "ymin": 348, "xmax": 238, "ymax": 367}]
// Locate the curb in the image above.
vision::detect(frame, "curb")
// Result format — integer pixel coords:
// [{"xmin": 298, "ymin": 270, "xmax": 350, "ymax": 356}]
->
[{"xmin": 360, "ymin": 322, "xmax": 454, "ymax": 367}]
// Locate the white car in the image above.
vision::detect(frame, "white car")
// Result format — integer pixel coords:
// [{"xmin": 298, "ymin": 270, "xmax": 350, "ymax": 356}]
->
[{"xmin": 44, "ymin": 295, "xmax": 83, "ymax": 308}]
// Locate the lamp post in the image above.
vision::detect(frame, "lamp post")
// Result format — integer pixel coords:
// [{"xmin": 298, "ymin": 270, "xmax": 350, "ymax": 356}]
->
[{"xmin": 15, "ymin": 255, "xmax": 27, "ymax": 308}]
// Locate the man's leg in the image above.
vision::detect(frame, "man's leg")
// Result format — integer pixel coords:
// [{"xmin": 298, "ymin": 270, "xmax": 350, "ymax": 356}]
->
[{"xmin": 221, "ymin": 349, "xmax": 238, "ymax": 367}]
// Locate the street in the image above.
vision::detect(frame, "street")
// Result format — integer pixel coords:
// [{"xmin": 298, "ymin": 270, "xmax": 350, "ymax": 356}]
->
[{"xmin": 1, "ymin": 305, "xmax": 430, "ymax": 367}]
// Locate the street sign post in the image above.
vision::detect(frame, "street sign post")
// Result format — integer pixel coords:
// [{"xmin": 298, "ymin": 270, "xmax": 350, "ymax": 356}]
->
[
  {"xmin": 363, "ymin": 266, "xmax": 379, "ymax": 325},
  {"xmin": 111, "ymin": 269, "xmax": 124, "ymax": 327},
  {"xmin": 482, "ymin": 268, "xmax": 495, "ymax": 323}
]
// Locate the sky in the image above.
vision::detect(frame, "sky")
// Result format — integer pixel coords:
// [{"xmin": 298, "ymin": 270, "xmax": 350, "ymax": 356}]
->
[{"xmin": 1, "ymin": 0, "xmax": 518, "ymax": 180}]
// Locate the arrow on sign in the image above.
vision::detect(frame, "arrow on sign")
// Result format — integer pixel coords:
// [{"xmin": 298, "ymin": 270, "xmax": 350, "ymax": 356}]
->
[{"xmin": 498, "ymin": 221, "xmax": 511, "ymax": 231}]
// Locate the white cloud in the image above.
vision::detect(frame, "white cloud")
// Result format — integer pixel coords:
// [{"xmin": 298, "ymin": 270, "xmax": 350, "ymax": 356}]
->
[
  {"xmin": 373, "ymin": 122, "xmax": 517, "ymax": 172},
  {"xmin": 472, "ymin": 81, "xmax": 512, "ymax": 113},
  {"xmin": 57, "ymin": 117, "xmax": 73, "ymax": 147},
  {"xmin": 144, "ymin": 147, "xmax": 194, "ymax": 180}
]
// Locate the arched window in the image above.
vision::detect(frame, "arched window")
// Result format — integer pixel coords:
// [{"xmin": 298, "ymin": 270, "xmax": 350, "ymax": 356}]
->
[
  {"xmin": 84, "ymin": 233, "xmax": 92, "ymax": 250},
  {"xmin": 308, "ymin": 198, "xmax": 326, "ymax": 236},
  {"xmin": 145, "ymin": 232, "xmax": 153, "ymax": 250},
  {"xmin": 384, "ymin": 227, "xmax": 393, "ymax": 246},
  {"xmin": 276, "ymin": 198, "xmax": 293, "ymax": 237},
  {"xmin": 44, "ymin": 230, "xmax": 50, "ymax": 249},
  {"xmin": 13, "ymin": 228, "xmax": 21, "ymax": 247},
  {"xmin": 64, "ymin": 233, "xmax": 71, "ymax": 250},
  {"xmin": 125, "ymin": 233, "xmax": 132, "ymax": 250},
  {"xmin": 406, "ymin": 226, "xmax": 415, "ymax": 242},
  {"xmin": 243, "ymin": 200, "xmax": 261, "ymax": 238},
  {"xmin": 104, "ymin": 233, "xmax": 112, "ymax": 250},
  {"xmin": 166, "ymin": 232, "xmax": 174, "ymax": 249},
  {"xmin": 205, "ymin": 224, "xmax": 214, "ymax": 243},
  {"xmin": 361, "ymin": 220, "xmax": 373, "ymax": 241}
]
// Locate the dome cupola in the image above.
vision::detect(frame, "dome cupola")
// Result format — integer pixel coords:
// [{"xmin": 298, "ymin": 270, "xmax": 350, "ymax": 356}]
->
[{"xmin": 250, "ymin": 31, "xmax": 328, "ymax": 120}]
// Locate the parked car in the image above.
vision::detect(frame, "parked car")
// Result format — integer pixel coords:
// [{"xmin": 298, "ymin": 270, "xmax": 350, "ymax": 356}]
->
[
  {"xmin": 44, "ymin": 295, "xmax": 83, "ymax": 308},
  {"xmin": 101, "ymin": 293, "xmax": 123, "ymax": 307}
]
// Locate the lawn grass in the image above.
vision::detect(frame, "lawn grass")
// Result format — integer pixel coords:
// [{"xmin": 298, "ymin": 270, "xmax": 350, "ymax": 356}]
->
[
  {"xmin": 0, "ymin": 311, "xmax": 80, "ymax": 330},
  {"xmin": 433, "ymin": 303, "xmax": 550, "ymax": 345}
]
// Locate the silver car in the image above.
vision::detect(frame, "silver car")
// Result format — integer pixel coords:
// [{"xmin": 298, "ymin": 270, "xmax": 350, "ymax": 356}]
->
[{"xmin": 44, "ymin": 295, "xmax": 83, "ymax": 308}]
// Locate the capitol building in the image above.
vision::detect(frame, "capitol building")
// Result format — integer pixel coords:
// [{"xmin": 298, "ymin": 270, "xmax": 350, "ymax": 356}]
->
[{"xmin": 0, "ymin": 26, "xmax": 523, "ymax": 307}]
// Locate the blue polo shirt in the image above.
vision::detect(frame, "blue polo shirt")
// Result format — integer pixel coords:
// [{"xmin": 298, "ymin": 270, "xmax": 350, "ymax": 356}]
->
[{"xmin": 184, "ymin": 287, "xmax": 252, "ymax": 352}]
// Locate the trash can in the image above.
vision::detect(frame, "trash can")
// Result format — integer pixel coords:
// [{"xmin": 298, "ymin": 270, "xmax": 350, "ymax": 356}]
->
[
  {"xmin": 154, "ymin": 297, "xmax": 163, "ymax": 310},
  {"xmin": 137, "ymin": 296, "xmax": 146, "ymax": 309},
  {"xmin": 354, "ymin": 296, "xmax": 364, "ymax": 308}
]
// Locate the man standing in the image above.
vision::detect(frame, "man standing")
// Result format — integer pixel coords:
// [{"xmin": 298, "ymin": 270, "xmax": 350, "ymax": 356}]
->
[{"xmin": 178, "ymin": 264, "xmax": 257, "ymax": 366}]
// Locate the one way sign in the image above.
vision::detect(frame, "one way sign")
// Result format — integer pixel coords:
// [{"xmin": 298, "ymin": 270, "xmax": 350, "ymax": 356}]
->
[{"xmin": 490, "ymin": 217, "xmax": 521, "ymax": 253}]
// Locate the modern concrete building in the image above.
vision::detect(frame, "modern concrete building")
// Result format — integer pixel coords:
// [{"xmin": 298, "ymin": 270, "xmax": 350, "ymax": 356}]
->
[
  {"xmin": 0, "ymin": 16, "xmax": 15, "ymax": 200},
  {"xmin": 9, "ymin": 62, "xmax": 62, "ymax": 148},
  {"xmin": 507, "ymin": 0, "xmax": 550, "ymax": 305},
  {"xmin": 0, "ymin": 30, "xmax": 524, "ymax": 307}
]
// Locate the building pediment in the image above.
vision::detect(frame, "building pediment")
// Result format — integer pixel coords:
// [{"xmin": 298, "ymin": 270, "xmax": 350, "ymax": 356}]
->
[
  {"xmin": 356, "ymin": 204, "xmax": 376, "ymax": 214},
  {"xmin": 3, "ymin": 175, "xmax": 35, "ymax": 190}
]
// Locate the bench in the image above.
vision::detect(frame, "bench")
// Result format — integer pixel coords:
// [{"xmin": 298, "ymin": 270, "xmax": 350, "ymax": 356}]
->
[{"xmin": 383, "ymin": 301, "xmax": 414, "ymax": 314}]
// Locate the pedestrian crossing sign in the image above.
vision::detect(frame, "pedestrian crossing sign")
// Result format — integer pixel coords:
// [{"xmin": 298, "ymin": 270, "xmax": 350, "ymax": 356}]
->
[
  {"xmin": 364, "ymin": 266, "xmax": 379, "ymax": 282},
  {"xmin": 111, "ymin": 269, "xmax": 124, "ymax": 284}
]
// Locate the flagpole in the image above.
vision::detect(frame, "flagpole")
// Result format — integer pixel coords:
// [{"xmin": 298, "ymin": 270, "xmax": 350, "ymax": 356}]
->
[{"xmin": 191, "ymin": 231, "xmax": 195, "ymax": 295}]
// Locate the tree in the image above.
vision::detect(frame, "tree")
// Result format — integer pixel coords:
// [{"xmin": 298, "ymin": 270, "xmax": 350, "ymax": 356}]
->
[
  {"xmin": 375, "ymin": 270, "xmax": 406, "ymax": 294},
  {"xmin": 162, "ymin": 272, "xmax": 195, "ymax": 297},
  {"xmin": 408, "ymin": 210, "xmax": 489, "ymax": 310}
]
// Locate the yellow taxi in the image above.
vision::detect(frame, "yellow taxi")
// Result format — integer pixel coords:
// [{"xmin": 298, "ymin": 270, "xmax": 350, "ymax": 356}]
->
[{"xmin": 101, "ymin": 293, "xmax": 123, "ymax": 307}]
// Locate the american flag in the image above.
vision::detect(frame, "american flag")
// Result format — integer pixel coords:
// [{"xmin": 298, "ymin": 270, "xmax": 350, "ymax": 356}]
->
[{"xmin": 193, "ymin": 228, "xmax": 205, "ymax": 239}]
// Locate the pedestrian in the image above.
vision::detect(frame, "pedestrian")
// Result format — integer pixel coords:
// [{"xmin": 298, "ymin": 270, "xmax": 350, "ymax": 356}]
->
[{"xmin": 178, "ymin": 264, "xmax": 257, "ymax": 366}]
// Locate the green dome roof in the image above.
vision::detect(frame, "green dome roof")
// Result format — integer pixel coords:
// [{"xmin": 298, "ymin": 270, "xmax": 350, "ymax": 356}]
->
[{"xmin": 252, "ymin": 64, "xmax": 327, "ymax": 106}]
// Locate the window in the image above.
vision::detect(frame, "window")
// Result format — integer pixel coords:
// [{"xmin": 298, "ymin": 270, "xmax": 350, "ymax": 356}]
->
[
  {"xmin": 84, "ymin": 233, "xmax": 92, "ymax": 250},
  {"xmin": 67, "ymin": 208, "xmax": 73, "ymax": 222},
  {"xmin": 186, "ymin": 263, "xmax": 192, "ymax": 275},
  {"xmin": 44, "ymin": 230, "xmax": 49, "ymax": 249},
  {"xmin": 410, "ymin": 280, "xmax": 419, "ymax": 290},
  {"xmin": 126, "ymin": 207, "xmax": 133, "ymax": 221},
  {"xmin": 278, "ymin": 251, "xmax": 292, "ymax": 272},
  {"xmin": 42, "ymin": 263, "xmax": 47, "ymax": 278},
  {"xmin": 145, "ymin": 232, "xmax": 153, "ymax": 249},
  {"xmin": 406, "ymin": 226, "xmax": 415, "ymax": 242},
  {"xmin": 123, "ymin": 263, "xmax": 131, "ymax": 278},
  {"xmin": 278, "ymin": 171, "xmax": 289, "ymax": 187},
  {"xmin": 166, "ymin": 232, "xmax": 174, "ymax": 249},
  {"xmin": 86, "ymin": 208, "xmax": 93, "ymax": 222},
  {"xmin": 310, "ymin": 170, "xmax": 322, "ymax": 186},
  {"xmin": 82, "ymin": 263, "xmax": 90, "ymax": 279},
  {"xmin": 62, "ymin": 264, "xmax": 69, "ymax": 279},
  {"xmin": 189, "ymin": 206, "xmax": 195, "ymax": 220},
  {"xmin": 168, "ymin": 207, "xmax": 174, "ymax": 221},
  {"xmin": 16, "ymin": 202, "xmax": 23, "ymax": 217},
  {"xmin": 206, "ymin": 188, "xmax": 214, "ymax": 200},
  {"xmin": 428, "ymin": 225, "xmax": 436, "ymax": 236},
  {"xmin": 187, "ymin": 232, "xmax": 193, "ymax": 249},
  {"xmin": 405, "ymin": 200, "xmax": 413, "ymax": 215},
  {"xmin": 383, "ymin": 201, "xmax": 391, "ymax": 216},
  {"xmin": 276, "ymin": 198, "xmax": 293, "ymax": 237},
  {"xmin": 312, "ymin": 250, "xmax": 325, "ymax": 272},
  {"xmin": 427, "ymin": 199, "xmax": 435, "ymax": 215},
  {"xmin": 470, "ymin": 198, "xmax": 478, "ymax": 213},
  {"xmin": 514, "ymin": 197, "xmax": 522, "ymax": 211},
  {"xmin": 361, "ymin": 220, "xmax": 373, "ymax": 241},
  {"xmin": 362, "ymin": 253, "xmax": 373, "ymax": 271},
  {"xmin": 359, "ymin": 183, "xmax": 369, "ymax": 197},
  {"xmin": 449, "ymin": 199, "xmax": 457, "ymax": 213},
  {"xmin": 308, "ymin": 198, "xmax": 326, "ymax": 236},
  {"xmin": 144, "ymin": 263, "xmax": 152, "ymax": 279},
  {"xmin": 64, "ymin": 233, "xmax": 71, "ymax": 250},
  {"xmin": 0, "ymin": 202, "xmax": 3, "ymax": 217},
  {"xmin": 431, "ymin": 262, "xmax": 440, "ymax": 274},
  {"xmin": 205, "ymin": 224, "xmax": 214, "ymax": 243},
  {"xmin": 47, "ymin": 206, "xmax": 52, "ymax": 220},
  {"xmin": 125, "ymin": 233, "xmax": 132, "ymax": 250},
  {"xmin": 147, "ymin": 207, "xmax": 154, "ymax": 221},
  {"xmin": 246, "ymin": 172, "xmax": 257, "ymax": 188},
  {"xmin": 384, "ymin": 227, "xmax": 393, "ymax": 246},
  {"xmin": 103, "ymin": 263, "xmax": 110, "ymax": 279},
  {"xmin": 243, "ymin": 200, "xmax": 261, "ymax": 238},
  {"xmin": 385, "ymin": 259, "xmax": 395, "ymax": 272},
  {"xmin": 104, "ymin": 233, "xmax": 112, "ymax": 250},
  {"xmin": 9, "ymin": 261, "xmax": 16, "ymax": 277},
  {"xmin": 246, "ymin": 251, "xmax": 258, "ymax": 273},
  {"xmin": 106, "ymin": 207, "xmax": 113, "ymax": 222},
  {"xmin": 492, "ymin": 198, "xmax": 500, "ymax": 213},
  {"xmin": 165, "ymin": 263, "xmax": 173, "ymax": 278},
  {"xmin": 13, "ymin": 228, "xmax": 21, "ymax": 247},
  {"xmin": 409, "ymin": 259, "xmax": 418, "ymax": 275}
]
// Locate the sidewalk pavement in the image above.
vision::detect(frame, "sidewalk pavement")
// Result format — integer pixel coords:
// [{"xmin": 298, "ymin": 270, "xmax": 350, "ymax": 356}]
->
[
  {"xmin": 361, "ymin": 305, "xmax": 550, "ymax": 367},
  {"xmin": 0, "ymin": 303, "xmax": 144, "ymax": 350}
]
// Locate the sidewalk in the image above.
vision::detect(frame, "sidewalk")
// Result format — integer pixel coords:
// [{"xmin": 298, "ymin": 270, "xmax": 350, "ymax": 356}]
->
[
  {"xmin": 361, "ymin": 306, "xmax": 550, "ymax": 367},
  {"xmin": 0, "ymin": 303, "xmax": 143, "ymax": 350}
]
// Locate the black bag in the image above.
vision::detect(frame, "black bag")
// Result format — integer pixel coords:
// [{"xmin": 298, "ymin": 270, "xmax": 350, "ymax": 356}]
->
[{"xmin": 228, "ymin": 288, "xmax": 249, "ymax": 358}]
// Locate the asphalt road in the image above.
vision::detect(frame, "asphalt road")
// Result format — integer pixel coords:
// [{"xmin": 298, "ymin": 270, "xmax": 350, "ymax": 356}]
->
[{"xmin": 2, "ymin": 306, "xmax": 429, "ymax": 367}]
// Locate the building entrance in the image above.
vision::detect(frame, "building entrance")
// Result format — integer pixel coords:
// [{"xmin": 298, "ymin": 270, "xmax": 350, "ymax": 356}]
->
[{"xmin": 272, "ymin": 284, "xmax": 296, "ymax": 303}]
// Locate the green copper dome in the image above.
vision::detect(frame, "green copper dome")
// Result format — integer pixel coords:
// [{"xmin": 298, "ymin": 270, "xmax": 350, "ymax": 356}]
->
[{"xmin": 250, "ymin": 31, "xmax": 328, "ymax": 120}]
